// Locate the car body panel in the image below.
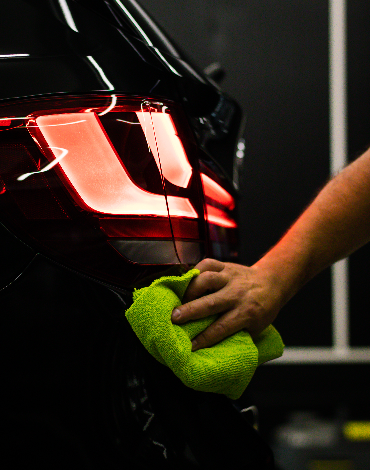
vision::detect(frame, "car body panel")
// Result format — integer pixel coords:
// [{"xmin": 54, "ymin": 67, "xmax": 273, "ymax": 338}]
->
[{"xmin": 0, "ymin": 2, "xmax": 275, "ymax": 469}]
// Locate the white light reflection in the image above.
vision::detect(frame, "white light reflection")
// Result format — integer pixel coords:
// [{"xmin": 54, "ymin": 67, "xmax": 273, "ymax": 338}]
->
[
  {"xmin": 175, "ymin": 57, "xmax": 206, "ymax": 84},
  {"xmin": 58, "ymin": 0, "xmax": 78, "ymax": 32},
  {"xmin": 152, "ymin": 441, "xmax": 168, "ymax": 459},
  {"xmin": 126, "ymin": 0, "xmax": 180, "ymax": 58},
  {"xmin": 98, "ymin": 95, "xmax": 117, "ymax": 116},
  {"xmin": 236, "ymin": 138, "xmax": 245, "ymax": 159},
  {"xmin": 17, "ymin": 147, "xmax": 68, "ymax": 181},
  {"xmin": 27, "ymin": 119, "xmax": 86, "ymax": 128},
  {"xmin": 114, "ymin": 0, "xmax": 181, "ymax": 77},
  {"xmin": 115, "ymin": 0, "xmax": 152, "ymax": 46},
  {"xmin": 139, "ymin": 101, "xmax": 151, "ymax": 154},
  {"xmin": 153, "ymin": 48, "xmax": 181, "ymax": 77},
  {"xmin": 0, "ymin": 54, "xmax": 30, "ymax": 59},
  {"xmin": 0, "ymin": 117, "xmax": 26, "ymax": 121},
  {"xmin": 87, "ymin": 56, "xmax": 115, "ymax": 90},
  {"xmin": 142, "ymin": 410, "xmax": 155, "ymax": 431},
  {"xmin": 116, "ymin": 119, "xmax": 140, "ymax": 125}
]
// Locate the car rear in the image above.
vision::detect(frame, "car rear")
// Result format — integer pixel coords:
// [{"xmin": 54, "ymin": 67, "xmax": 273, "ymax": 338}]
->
[
  {"xmin": 0, "ymin": 0, "xmax": 240, "ymax": 290},
  {"xmin": 0, "ymin": 1, "xmax": 275, "ymax": 469}
]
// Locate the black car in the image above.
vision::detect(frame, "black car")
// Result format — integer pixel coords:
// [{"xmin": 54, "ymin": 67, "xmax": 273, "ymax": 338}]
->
[{"xmin": 1, "ymin": 1, "xmax": 274, "ymax": 468}]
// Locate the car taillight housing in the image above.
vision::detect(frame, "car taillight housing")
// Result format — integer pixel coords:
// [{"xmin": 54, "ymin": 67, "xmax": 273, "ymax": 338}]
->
[{"xmin": 0, "ymin": 95, "xmax": 237, "ymax": 287}]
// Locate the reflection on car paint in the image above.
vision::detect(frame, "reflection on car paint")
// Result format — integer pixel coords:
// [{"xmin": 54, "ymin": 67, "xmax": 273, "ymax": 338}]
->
[
  {"xmin": 87, "ymin": 56, "xmax": 115, "ymax": 90},
  {"xmin": 17, "ymin": 147, "xmax": 69, "ymax": 181},
  {"xmin": 98, "ymin": 94, "xmax": 117, "ymax": 116},
  {"xmin": 58, "ymin": 0, "xmax": 79, "ymax": 33}
]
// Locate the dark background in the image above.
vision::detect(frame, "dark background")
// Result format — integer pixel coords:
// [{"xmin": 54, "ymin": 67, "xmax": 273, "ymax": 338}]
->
[{"xmin": 144, "ymin": 0, "xmax": 370, "ymax": 462}]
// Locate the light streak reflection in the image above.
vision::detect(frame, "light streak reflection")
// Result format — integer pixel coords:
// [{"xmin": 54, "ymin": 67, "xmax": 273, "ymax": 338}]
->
[
  {"xmin": 0, "ymin": 54, "xmax": 30, "ymax": 58},
  {"xmin": 116, "ymin": 119, "xmax": 140, "ymax": 125},
  {"xmin": 0, "ymin": 117, "xmax": 27, "ymax": 121},
  {"xmin": 17, "ymin": 147, "xmax": 68, "ymax": 181},
  {"xmin": 153, "ymin": 48, "xmax": 181, "ymax": 77},
  {"xmin": 114, "ymin": 0, "xmax": 181, "ymax": 77},
  {"xmin": 58, "ymin": 0, "xmax": 78, "ymax": 32},
  {"xmin": 87, "ymin": 56, "xmax": 115, "ymax": 90},
  {"xmin": 115, "ymin": 0, "xmax": 153, "ymax": 46},
  {"xmin": 126, "ymin": 0, "xmax": 180, "ymax": 58},
  {"xmin": 27, "ymin": 119, "xmax": 86, "ymax": 128},
  {"xmin": 98, "ymin": 95, "xmax": 117, "ymax": 116}
]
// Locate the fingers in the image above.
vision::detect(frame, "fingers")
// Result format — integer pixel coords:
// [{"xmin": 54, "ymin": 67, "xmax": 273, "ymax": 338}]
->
[
  {"xmin": 191, "ymin": 310, "xmax": 245, "ymax": 351},
  {"xmin": 183, "ymin": 269, "xmax": 228, "ymax": 303},
  {"xmin": 190, "ymin": 300, "xmax": 270, "ymax": 351},
  {"xmin": 194, "ymin": 258, "xmax": 225, "ymax": 274},
  {"xmin": 172, "ymin": 287, "xmax": 232, "ymax": 324},
  {"xmin": 172, "ymin": 257, "xmax": 231, "ymax": 323},
  {"xmin": 170, "ymin": 259, "xmax": 281, "ymax": 351}
]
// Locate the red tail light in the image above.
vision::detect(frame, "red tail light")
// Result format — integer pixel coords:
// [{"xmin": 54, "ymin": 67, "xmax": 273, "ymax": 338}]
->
[
  {"xmin": 28, "ymin": 112, "xmax": 196, "ymax": 218},
  {"xmin": 135, "ymin": 111, "xmax": 193, "ymax": 189},
  {"xmin": 200, "ymin": 173, "xmax": 236, "ymax": 228},
  {"xmin": 0, "ymin": 95, "xmax": 237, "ymax": 286}
]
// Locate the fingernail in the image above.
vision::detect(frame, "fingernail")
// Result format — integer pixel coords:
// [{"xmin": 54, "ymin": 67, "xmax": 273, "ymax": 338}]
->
[
  {"xmin": 191, "ymin": 339, "xmax": 198, "ymax": 351},
  {"xmin": 172, "ymin": 308, "xmax": 181, "ymax": 321}
]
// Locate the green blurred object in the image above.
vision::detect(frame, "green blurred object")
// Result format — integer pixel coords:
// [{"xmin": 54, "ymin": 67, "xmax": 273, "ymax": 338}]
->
[{"xmin": 125, "ymin": 269, "xmax": 284, "ymax": 400}]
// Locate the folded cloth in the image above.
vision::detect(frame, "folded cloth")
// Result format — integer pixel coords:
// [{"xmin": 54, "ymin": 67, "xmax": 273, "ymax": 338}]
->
[{"xmin": 125, "ymin": 269, "xmax": 284, "ymax": 400}]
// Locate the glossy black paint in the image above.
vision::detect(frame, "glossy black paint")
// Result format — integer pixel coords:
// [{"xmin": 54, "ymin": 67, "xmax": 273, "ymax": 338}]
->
[
  {"xmin": 1, "ymin": 255, "xmax": 274, "ymax": 469},
  {"xmin": 1, "ymin": 0, "xmax": 174, "ymax": 100},
  {"xmin": 1, "ymin": 247, "xmax": 275, "ymax": 469},
  {"xmin": 1, "ymin": 0, "xmax": 241, "ymax": 178},
  {"xmin": 1, "ymin": 1, "xmax": 274, "ymax": 468}
]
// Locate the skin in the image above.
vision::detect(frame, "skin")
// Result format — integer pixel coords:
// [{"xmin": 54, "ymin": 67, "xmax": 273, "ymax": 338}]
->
[{"xmin": 172, "ymin": 147, "xmax": 370, "ymax": 351}]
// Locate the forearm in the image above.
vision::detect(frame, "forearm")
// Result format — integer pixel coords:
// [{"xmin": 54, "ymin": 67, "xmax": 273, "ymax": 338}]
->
[
  {"xmin": 174, "ymin": 147, "xmax": 370, "ymax": 349},
  {"xmin": 255, "ymin": 147, "xmax": 370, "ymax": 304}
]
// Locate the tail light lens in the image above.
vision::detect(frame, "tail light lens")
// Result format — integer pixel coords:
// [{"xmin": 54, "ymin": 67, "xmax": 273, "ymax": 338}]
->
[
  {"xmin": 0, "ymin": 95, "xmax": 237, "ymax": 287},
  {"xmin": 199, "ymin": 163, "xmax": 238, "ymax": 261}
]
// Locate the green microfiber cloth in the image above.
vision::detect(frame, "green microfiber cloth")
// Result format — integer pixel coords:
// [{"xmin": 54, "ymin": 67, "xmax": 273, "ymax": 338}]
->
[{"xmin": 125, "ymin": 269, "xmax": 284, "ymax": 400}]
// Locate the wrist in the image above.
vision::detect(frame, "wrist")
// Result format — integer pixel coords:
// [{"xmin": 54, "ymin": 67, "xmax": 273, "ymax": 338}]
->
[{"xmin": 253, "ymin": 240, "xmax": 312, "ymax": 308}]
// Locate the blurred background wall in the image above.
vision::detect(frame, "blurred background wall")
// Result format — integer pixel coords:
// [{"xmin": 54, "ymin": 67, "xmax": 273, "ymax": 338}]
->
[{"xmin": 144, "ymin": 0, "xmax": 370, "ymax": 466}]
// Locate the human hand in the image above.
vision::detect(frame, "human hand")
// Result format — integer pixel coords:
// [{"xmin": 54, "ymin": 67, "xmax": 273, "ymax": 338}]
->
[{"xmin": 171, "ymin": 258, "xmax": 285, "ymax": 351}]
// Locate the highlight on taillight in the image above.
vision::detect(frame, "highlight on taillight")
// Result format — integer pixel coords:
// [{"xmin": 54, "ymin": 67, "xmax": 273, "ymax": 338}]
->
[
  {"xmin": 199, "ymin": 161, "xmax": 238, "ymax": 261},
  {"xmin": 0, "ymin": 94, "xmax": 237, "ymax": 286},
  {"xmin": 200, "ymin": 173, "xmax": 236, "ymax": 228},
  {"xmin": 135, "ymin": 111, "xmax": 193, "ymax": 188}
]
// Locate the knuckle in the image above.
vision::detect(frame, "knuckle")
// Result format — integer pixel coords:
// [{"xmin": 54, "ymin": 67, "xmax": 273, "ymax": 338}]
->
[
  {"xmin": 247, "ymin": 300, "xmax": 265, "ymax": 317},
  {"xmin": 237, "ymin": 302, "xmax": 266, "ymax": 333},
  {"xmin": 197, "ymin": 258, "xmax": 214, "ymax": 272},
  {"xmin": 202, "ymin": 270, "xmax": 219, "ymax": 285},
  {"xmin": 204, "ymin": 295, "xmax": 217, "ymax": 312},
  {"xmin": 197, "ymin": 258, "xmax": 224, "ymax": 273}
]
